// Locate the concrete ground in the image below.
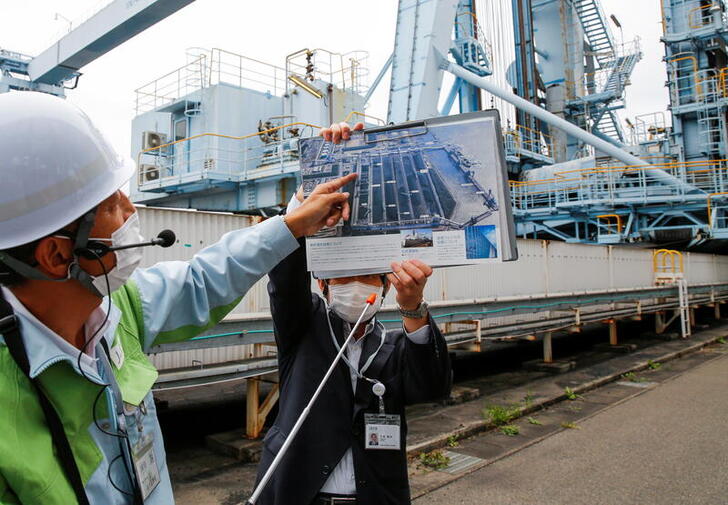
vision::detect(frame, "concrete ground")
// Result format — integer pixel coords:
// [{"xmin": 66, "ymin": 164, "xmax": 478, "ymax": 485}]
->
[
  {"xmin": 165, "ymin": 319, "xmax": 728, "ymax": 505},
  {"xmin": 414, "ymin": 347, "xmax": 728, "ymax": 505}
]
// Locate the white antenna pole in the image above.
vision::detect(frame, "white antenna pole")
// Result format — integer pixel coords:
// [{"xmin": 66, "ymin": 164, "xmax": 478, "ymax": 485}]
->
[{"xmin": 247, "ymin": 293, "xmax": 379, "ymax": 504}]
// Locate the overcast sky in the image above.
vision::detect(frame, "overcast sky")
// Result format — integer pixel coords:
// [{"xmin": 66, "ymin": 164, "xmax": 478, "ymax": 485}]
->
[{"xmin": 3, "ymin": 0, "xmax": 667, "ymax": 157}]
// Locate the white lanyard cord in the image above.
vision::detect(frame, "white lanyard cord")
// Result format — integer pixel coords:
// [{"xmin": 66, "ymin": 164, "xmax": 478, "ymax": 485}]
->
[{"xmin": 324, "ymin": 302, "xmax": 386, "ymax": 384}]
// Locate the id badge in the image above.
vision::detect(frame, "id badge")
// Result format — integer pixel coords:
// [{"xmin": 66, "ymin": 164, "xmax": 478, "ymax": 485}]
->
[
  {"xmin": 132, "ymin": 433, "xmax": 161, "ymax": 500},
  {"xmin": 364, "ymin": 413, "xmax": 401, "ymax": 450}
]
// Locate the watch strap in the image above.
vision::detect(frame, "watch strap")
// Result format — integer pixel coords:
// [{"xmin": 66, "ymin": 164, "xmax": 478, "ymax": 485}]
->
[{"xmin": 398, "ymin": 301, "xmax": 428, "ymax": 319}]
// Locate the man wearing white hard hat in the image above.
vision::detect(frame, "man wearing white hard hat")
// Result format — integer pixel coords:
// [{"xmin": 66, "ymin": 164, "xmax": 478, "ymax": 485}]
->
[{"xmin": 0, "ymin": 91, "xmax": 356, "ymax": 505}]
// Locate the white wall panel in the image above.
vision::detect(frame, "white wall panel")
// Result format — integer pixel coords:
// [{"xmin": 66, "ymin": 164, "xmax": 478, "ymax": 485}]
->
[{"xmin": 136, "ymin": 207, "xmax": 728, "ymax": 370}]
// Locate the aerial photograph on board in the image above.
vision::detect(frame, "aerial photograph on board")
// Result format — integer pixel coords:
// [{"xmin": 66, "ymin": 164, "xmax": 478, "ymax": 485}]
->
[
  {"xmin": 300, "ymin": 117, "xmax": 501, "ymax": 240},
  {"xmin": 300, "ymin": 113, "xmax": 515, "ymax": 272}
]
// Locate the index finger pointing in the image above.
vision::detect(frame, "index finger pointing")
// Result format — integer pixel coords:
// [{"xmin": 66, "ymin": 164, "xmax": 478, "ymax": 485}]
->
[{"xmin": 312, "ymin": 173, "xmax": 357, "ymax": 194}]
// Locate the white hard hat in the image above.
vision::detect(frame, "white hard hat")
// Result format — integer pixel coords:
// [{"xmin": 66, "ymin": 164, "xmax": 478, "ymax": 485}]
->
[{"xmin": 0, "ymin": 91, "xmax": 135, "ymax": 250}]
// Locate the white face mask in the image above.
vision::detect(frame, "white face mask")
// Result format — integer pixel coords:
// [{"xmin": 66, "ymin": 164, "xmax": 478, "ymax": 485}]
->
[
  {"xmin": 87, "ymin": 212, "xmax": 145, "ymax": 296},
  {"xmin": 328, "ymin": 281, "xmax": 384, "ymax": 324}
]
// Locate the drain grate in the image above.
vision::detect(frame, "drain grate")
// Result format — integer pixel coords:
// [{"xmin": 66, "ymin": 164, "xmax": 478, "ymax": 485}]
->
[{"xmin": 439, "ymin": 450, "xmax": 484, "ymax": 475}]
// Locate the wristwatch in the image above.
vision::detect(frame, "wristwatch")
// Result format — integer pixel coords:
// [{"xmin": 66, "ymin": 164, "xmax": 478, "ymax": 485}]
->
[{"xmin": 399, "ymin": 300, "xmax": 429, "ymax": 319}]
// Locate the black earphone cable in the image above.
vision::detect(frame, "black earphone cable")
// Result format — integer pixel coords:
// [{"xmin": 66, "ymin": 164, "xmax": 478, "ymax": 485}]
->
[
  {"xmin": 73, "ymin": 249, "xmax": 141, "ymax": 497},
  {"xmin": 108, "ymin": 455, "xmax": 134, "ymax": 497}
]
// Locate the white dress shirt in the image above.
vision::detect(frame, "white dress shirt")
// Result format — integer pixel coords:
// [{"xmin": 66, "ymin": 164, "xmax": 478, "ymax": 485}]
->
[{"xmin": 320, "ymin": 319, "xmax": 430, "ymax": 495}]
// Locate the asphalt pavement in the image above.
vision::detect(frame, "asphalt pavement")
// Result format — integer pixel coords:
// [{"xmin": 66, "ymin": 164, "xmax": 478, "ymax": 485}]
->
[{"xmin": 415, "ymin": 350, "xmax": 728, "ymax": 505}]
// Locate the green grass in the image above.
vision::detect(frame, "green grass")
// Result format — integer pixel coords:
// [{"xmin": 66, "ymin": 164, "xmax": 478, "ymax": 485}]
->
[
  {"xmin": 523, "ymin": 391, "xmax": 535, "ymax": 408},
  {"xmin": 561, "ymin": 421, "xmax": 580, "ymax": 430},
  {"xmin": 446, "ymin": 435, "xmax": 460, "ymax": 448},
  {"xmin": 647, "ymin": 360, "xmax": 662, "ymax": 370},
  {"xmin": 622, "ymin": 371, "xmax": 647, "ymax": 383},
  {"xmin": 527, "ymin": 416, "xmax": 542, "ymax": 426},
  {"xmin": 418, "ymin": 450, "xmax": 450, "ymax": 470},
  {"xmin": 483, "ymin": 404, "xmax": 521, "ymax": 426},
  {"xmin": 717, "ymin": 337, "xmax": 726, "ymax": 345},
  {"xmin": 564, "ymin": 387, "xmax": 582, "ymax": 401},
  {"xmin": 500, "ymin": 424, "xmax": 520, "ymax": 436}
]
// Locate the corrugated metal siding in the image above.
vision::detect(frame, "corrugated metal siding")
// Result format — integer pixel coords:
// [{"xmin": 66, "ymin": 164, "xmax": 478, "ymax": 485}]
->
[
  {"xmin": 136, "ymin": 207, "xmax": 728, "ymax": 370},
  {"xmin": 137, "ymin": 207, "xmax": 263, "ymax": 369}
]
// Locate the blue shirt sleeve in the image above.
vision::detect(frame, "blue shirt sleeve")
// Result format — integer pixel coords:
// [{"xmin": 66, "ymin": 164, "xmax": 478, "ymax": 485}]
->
[{"xmin": 129, "ymin": 216, "xmax": 299, "ymax": 350}]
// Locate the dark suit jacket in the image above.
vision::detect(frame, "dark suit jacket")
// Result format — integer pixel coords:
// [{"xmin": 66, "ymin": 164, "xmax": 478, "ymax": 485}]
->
[{"xmin": 254, "ymin": 240, "xmax": 452, "ymax": 505}]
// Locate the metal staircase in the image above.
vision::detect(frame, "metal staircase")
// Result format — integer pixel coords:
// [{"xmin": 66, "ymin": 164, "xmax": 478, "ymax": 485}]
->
[
  {"xmin": 601, "ymin": 52, "xmax": 640, "ymax": 96},
  {"xmin": 595, "ymin": 109, "xmax": 624, "ymax": 142},
  {"xmin": 573, "ymin": 0, "xmax": 616, "ymax": 66}
]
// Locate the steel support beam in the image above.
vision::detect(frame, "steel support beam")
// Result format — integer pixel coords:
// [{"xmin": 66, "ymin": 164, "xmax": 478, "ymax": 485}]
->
[
  {"xmin": 364, "ymin": 53, "xmax": 393, "ymax": 104},
  {"xmin": 28, "ymin": 0, "xmax": 196, "ymax": 84}
]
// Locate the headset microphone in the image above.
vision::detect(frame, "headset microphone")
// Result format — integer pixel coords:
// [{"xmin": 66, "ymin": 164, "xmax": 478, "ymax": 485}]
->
[
  {"xmin": 75, "ymin": 229, "xmax": 176, "ymax": 259},
  {"xmin": 108, "ymin": 229, "xmax": 176, "ymax": 251}
]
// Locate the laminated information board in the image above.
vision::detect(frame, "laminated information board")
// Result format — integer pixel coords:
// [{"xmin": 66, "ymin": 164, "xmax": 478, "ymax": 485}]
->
[{"xmin": 299, "ymin": 110, "xmax": 518, "ymax": 278}]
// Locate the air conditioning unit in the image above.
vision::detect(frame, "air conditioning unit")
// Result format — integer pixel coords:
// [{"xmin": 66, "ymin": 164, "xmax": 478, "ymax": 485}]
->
[
  {"xmin": 142, "ymin": 131, "xmax": 167, "ymax": 151},
  {"xmin": 139, "ymin": 164, "xmax": 160, "ymax": 182}
]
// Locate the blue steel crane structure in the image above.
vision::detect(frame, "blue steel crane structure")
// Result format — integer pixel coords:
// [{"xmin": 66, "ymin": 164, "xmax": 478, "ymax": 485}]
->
[
  {"xmin": 4, "ymin": 0, "xmax": 727, "ymax": 250},
  {"xmin": 385, "ymin": 0, "xmax": 728, "ymax": 250},
  {"xmin": 0, "ymin": 0, "xmax": 196, "ymax": 96}
]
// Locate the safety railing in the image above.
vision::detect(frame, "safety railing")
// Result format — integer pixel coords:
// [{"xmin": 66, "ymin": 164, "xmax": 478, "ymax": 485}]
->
[
  {"xmin": 207, "ymin": 48, "xmax": 286, "ymax": 96},
  {"xmin": 455, "ymin": 10, "xmax": 490, "ymax": 49},
  {"xmin": 707, "ymin": 191, "xmax": 728, "ymax": 228},
  {"xmin": 453, "ymin": 9, "xmax": 493, "ymax": 74},
  {"xmin": 135, "ymin": 49, "xmax": 290, "ymax": 114},
  {"xmin": 568, "ymin": 39, "xmax": 641, "ymax": 100},
  {"xmin": 666, "ymin": 53, "xmax": 702, "ymax": 107},
  {"xmin": 503, "ymin": 129, "xmax": 521, "ymax": 160},
  {"xmin": 517, "ymin": 124, "xmax": 554, "ymax": 158},
  {"xmin": 135, "ymin": 54, "xmax": 208, "ymax": 114},
  {"xmin": 630, "ymin": 112, "xmax": 669, "ymax": 145},
  {"xmin": 688, "ymin": 0, "xmax": 724, "ymax": 29},
  {"xmin": 136, "ymin": 47, "xmax": 371, "ymax": 115},
  {"xmin": 285, "ymin": 48, "xmax": 369, "ymax": 96},
  {"xmin": 653, "ymin": 249, "xmax": 684, "ymax": 284},
  {"xmin": 136, "ymin": 122, "xmax": 321, "ymax": 190},
  {"xmin": 666, "ymin": 0, "xmax": 727, "ymax": 35},
  {"xmin": 510, "ymin": 159, "xmax": 728, "ymax": 212},
  {"xmin": 597, "ymin": 214, "xmax": 622, "ymax": 234}
]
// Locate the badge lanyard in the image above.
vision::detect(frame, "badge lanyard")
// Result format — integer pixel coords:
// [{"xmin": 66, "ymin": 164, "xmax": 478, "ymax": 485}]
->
[
  {"xmin": 325, "ymin": 307, "xmax": 388, "ymax": 413},
  {"xmin": 325, "ymin": 308, "xmax": 404, "ymax": 452}
]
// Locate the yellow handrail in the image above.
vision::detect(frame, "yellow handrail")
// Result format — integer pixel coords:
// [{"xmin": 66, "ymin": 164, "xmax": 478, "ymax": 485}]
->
[
  {"xmin": 667, "ymin": 53, "xmax": 703, "ymax": 99},
  {"xmin": 138, "ymin": 121, "xmax": 321, "ymax": 158},
  {"xmin": 719, "ymin": 68, "xmax": 728, "ymax": 98},
  {"xmin": 688, "ymin": 2, "xmax": 718, "ymax": 29},
  {"xmin": 515, "ymin": 123, "xmax": 555, "ymax": 155},
  {"xmin": 707, "ymin": 191, "xmax": 728, "ymax": 228},
  {"xmin": 597, "ymin": 214, "xmax": 623, "ymax": 234},
  {"xmin": 653, "ymin": 249, "xmax": 684, "ymax": 275},
  {"xmin": 135, "ymin": 122, "xmax": 322, "ymax": 182}
]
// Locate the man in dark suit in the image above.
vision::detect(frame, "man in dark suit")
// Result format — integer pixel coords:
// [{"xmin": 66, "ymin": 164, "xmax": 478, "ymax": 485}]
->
[{"xmin": 254, "ymin": 119, "xmax": 451, "ymax": 505}]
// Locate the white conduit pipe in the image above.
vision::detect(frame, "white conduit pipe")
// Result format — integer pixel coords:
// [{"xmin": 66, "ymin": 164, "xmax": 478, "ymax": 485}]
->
[{"xmin": 445, "ymin": 61, "xmax": 699, "ymax": 193}]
